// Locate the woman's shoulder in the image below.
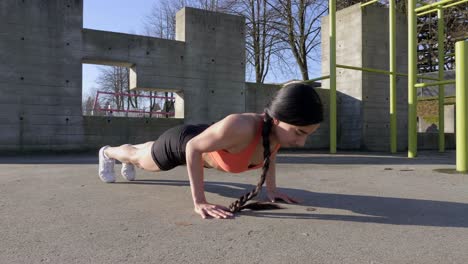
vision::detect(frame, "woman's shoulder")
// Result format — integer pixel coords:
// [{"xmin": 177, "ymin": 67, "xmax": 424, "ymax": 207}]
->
[
  {"xmin": 220, "ymin": 113, "xmax": 261, "ymax": 128},
  {"xmin": 214, "ymin": 113, "xmax": 262, "ymax": 137}
]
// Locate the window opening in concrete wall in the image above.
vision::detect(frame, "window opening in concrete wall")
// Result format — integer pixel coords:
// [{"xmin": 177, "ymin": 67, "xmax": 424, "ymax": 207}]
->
[{"xmin": 82, "ymin": 63, "xmax": 176, "ymax": 118}]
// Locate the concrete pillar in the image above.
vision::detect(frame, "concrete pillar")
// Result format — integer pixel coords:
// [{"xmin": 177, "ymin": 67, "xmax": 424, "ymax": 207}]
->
[
  {"xmin": 176, "ymin": 8, "xmax": 246, "ymax": 124},
  {"xmin": 322, "ymin": 4, "xmax": 408, "ymax": 151}
]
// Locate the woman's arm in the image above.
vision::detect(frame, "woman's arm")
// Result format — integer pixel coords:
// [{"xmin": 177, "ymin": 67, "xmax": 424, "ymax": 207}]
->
[
  {"xmin": 185, "ymin": 141, "xmax": 233, "ymax": 219},
  {"xmin": 185, "ymin": 115, "xmax": 255, "ymax": 219},
  {"xmin": 265, "ymin": 153, "xmax": 301, "ymax": 204}
]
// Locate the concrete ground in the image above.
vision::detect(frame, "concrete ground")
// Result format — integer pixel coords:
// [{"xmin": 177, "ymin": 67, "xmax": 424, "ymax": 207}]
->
[{"xmin": 1, "ymin": 150, "xmax": 468, "ymax": 264}]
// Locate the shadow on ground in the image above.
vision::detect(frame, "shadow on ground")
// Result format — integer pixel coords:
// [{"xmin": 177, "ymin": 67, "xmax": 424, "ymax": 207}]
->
[
  {"xmin": 275, "ymin": 150, "xmax": 456, "ymax": 165},
  {"xmin": 116, "ymin": 179, "xmax": 468, "ymax": 228}
]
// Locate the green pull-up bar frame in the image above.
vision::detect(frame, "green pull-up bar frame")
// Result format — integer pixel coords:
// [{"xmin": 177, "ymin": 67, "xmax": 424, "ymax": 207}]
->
[{"xmin": 310, "ymin": 0, "xmax": 466, "ymax": 168}]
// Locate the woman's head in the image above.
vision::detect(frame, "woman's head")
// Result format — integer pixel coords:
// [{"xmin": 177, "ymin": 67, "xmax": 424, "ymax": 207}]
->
[
  {"xmin": 265, "ymin": 82, "xmax": 323, "ymax": 126},
  {"xmin": 265, "ymin": 82, "xmax": 323, "ymax": 147}
]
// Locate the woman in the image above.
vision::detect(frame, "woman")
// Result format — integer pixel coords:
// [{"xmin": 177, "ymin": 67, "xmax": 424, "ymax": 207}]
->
[{"xmin": 98, "ymin": 82, "xmax": 323, "ymax": 219}]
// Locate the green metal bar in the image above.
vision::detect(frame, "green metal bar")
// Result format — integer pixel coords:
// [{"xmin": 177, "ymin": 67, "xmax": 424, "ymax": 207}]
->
[
  {"xmin": 336, "ymin": 64, "xmax": 392, "ymax": 75},
  {"xmin": 336, "ymin": 64, "xmax": 440, "ymax": 81},
  {"xmin": 438, "ymin": 8, "xmax": 445, "ymax": 152},
  {"xmin": 417, "ymin": 8, "xmax": 438, "ymax": 16},
  {"xmin": 416, "ymin": 0, "xmax": 468, "ymax": 15},
  {"xmin": 408, "ymin": 0, "xmax": 417, "ymax": 158},
  {"xmin": 305, "ymin": 75, "xmax": 330, "ymax": 83},
  {"xmin": 415, "ymin": 0, "xmax": 455, "ymax": 13},
  {"xmin": 329, "ymin": 0, "xmax": 337, "ymax": 154},
  {"xmin": 389, "ymin": 0, "xmax": 397, "ymax": 153},
  {"xmin": 414, "ymin": 79, "xmax": 456, "ymax": 87},
  {"xmin": 456, "ymin": 40, "xmax": 468, "ymax": 172},
  {"xmin": 418, "ymin": 95, "xmax": 455, "ymax": 101},
  {"xmin": 360, "ymin": 0, "xmax": 380, "ymax": 8},
  {"xmin": 444, "ymin": 0, "xmax": 468, "ymax": 9}
]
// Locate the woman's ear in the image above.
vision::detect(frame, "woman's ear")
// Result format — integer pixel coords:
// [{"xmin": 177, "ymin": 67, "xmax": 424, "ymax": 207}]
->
[{"xmin": 273, "ymin": 118, "xmax": 280, "ymax": 125}]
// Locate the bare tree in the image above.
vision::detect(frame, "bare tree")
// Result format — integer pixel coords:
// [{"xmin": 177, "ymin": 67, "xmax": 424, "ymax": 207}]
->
[
  {"xmin": 95, "ymin": 66, "xmax": 144, "ymax": 116},
  {"xmin": 82, "ymin": 95, "xmax": 95, "ymax": 116},
  {"xmin": 220, "ymin": 0, "xmax": 282, "ymax": 83},
  {"xmin": 144, "ymin": 0, "xmax": 223, "ymax": 39},
  {"xmin": 267, "ymin": 0, "xmax": 328, "ymax": 81}
]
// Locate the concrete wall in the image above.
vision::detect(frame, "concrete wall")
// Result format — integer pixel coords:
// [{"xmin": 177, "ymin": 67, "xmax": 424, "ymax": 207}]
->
[
  {"xmin": 0, "ymin": 0, "xmax": 85, "ymax": 152},
  {"xmin": 0, "ymin": 1, "xmax": 244, "ymax": 152},
  {"xmin": 322, "ymin": 4, "xmax": 409, "ymax": 151}
]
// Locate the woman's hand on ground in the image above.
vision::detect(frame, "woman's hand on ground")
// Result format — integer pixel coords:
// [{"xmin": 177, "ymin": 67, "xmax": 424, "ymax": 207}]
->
[
  {"xmin": 266, "ymin": 189, "xmax": 302, "ymax": 204},
  {"xmin": 194, "ymin": 202, "xmax": 234, "ymax": 219}
]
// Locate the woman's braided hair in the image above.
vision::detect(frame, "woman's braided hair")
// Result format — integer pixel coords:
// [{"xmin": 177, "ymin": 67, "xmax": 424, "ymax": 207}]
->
[
  {"xmin": 228, "ymin": 113, "xmax": 274, "ymax": 213},
  {"xmin": 228, "ymin": 82, "xmax": 323, "ymax": 213}
]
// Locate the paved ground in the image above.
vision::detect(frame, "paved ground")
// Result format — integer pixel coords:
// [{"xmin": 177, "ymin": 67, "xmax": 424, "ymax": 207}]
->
[{"xmin": 1, "ymin": 150, "xmax": 467, "ymax": 264}]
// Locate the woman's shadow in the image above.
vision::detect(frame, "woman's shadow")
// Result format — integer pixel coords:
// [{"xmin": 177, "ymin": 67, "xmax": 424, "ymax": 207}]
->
[{"xmin": 118, "ymin": 179, "xmax": 468, "ymax": 227}]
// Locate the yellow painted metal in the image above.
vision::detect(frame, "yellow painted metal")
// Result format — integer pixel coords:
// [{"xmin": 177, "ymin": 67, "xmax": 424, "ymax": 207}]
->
[
  {"xmin": 444, "ymin": 0, "xmax": 468, "ymax": 9},
  {"xmin": 335, "ymin": 64, "xmax": 440, "ymax": 81},
  {"xmin": 414, "ymin": 79, "xmax": 456, "ymax": 88},
  {"xmin": 455, "ymin": 41, "xmax": 468, "ymax": 172},
  {"xmin": 389, "ymin": 0, "xmax": 397, "ymax": 153},
  {"xmin": 329, "ymin": 0, "xmax": 337, "ymax": 153},
  {"xmin": 438, "ymin": 8, "xmax": 445, "ymax": 152},
  {"xmin": 417, "ymin": 0, "xmax": 468, "ymax": 16},
  {"xmin": 305, "ymin": 75, "xmax": 330, "ymax": 83},
  {"xmin": 408, "ymin": 0, "xmax": 417, "ymax": 158},
  {"xmin": 360, "ymin": 0, "xmax": 380, "ymax": 8},
  {"xmin": 415, "ymin": 0, "xmax": 456, "ymax": 13}
]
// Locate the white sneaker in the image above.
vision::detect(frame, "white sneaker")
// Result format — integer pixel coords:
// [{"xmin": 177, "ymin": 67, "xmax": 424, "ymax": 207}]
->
[
  {"xmin": 98, "ymin": 146, "xmax": 115, "ymax": 183},
  {"xmin": 121, "ymin": 163, "xmax": 136, "ymax": 181}
]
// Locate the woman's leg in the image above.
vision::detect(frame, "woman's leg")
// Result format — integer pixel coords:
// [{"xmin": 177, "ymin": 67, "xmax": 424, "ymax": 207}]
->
[{"xmin": 105, "ymin": 142, "xmax": 161, "ymax": 172}]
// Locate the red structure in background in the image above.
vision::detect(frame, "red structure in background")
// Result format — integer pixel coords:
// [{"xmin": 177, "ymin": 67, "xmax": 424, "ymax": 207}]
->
[{"xmin": 92, "ymin": 91, "xmax": 175, "ymax": 117}]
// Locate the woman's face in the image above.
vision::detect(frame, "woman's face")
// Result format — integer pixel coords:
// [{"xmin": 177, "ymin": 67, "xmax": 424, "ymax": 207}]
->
[{"xmin": 273, "ymin": 120, "xmax": 320, "ymax": 147}]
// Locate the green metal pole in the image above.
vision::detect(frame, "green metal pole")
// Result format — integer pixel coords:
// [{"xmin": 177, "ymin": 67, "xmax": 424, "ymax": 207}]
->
[
  {"xmin": 408, "ymin": 0, "xmax": 417, "ymax": 158},
  {"xmin": 456, "ymin": 40, "xmax": 468, "ymax": 173},
  {"xmin": 438, "ymin": 7, "xmax": 445, "ymax": 152},
  {"xmin": 389, "ymin": 0, "xmax": 397, "ymax": 153},
  {"xmin": 329, "ymin": 0, "xmax": 337, "ymax": 154}
]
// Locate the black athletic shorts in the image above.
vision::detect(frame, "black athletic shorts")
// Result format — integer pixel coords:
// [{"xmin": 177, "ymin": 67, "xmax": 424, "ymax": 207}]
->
[{"xmin": 151, "ymin": 124, "xmax": 210, "ymax": 171}]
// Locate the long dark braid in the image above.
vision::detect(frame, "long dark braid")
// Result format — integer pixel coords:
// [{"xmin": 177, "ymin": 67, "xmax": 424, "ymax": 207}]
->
[
  {"xmin": 227, "ymin": 82, "xmax": 324, "ymax": 213},
  {"xmin": 228, "ymin": 112, "xmax": 275, "ymax": 213}
]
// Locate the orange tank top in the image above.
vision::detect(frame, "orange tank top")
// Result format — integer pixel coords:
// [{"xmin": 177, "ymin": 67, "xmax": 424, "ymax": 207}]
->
[{"xmin": 208, "ymin": 120, "xmax": 281, "ymax": 173}]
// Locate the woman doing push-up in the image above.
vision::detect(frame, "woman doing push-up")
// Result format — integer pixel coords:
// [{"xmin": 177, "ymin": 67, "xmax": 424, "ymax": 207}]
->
[{"xmin": 98, "ymin": 82, "xmax": 323, "ymax": 219}]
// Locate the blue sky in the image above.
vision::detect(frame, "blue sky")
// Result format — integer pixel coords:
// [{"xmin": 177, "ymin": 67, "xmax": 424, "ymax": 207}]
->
[
  {"xmin": 81, "ymin": 0, "xmax": 321, "ymax": 99},
  {"xmin": 82, "ymin": 0, "xmax": 153, "ymax": 99}
]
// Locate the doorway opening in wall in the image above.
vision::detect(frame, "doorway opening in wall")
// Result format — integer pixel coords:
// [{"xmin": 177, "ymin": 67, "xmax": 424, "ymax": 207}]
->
[{"xmin": 82, "ymin": 63, "xmax": 178, "ymax": 118}]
